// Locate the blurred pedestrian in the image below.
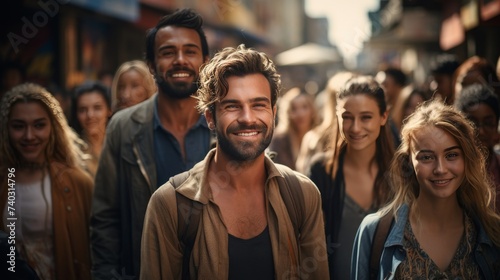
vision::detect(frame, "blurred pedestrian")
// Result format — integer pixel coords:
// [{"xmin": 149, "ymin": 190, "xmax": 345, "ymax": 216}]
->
[
  {"xmin": 453, "ymin": 56, "xmax": 500, "ymax": 156},
  {"xmin": 453, "ymin": 55, "xmax": 500, "ymax": 102},
  {"xmin": 90, "ymin": 8, "xmax": 212, "ymax": 279},
  {"xmin": 0, "ymin": 83, "xmax": 93, "ymax": 279},
  {"xmin": 376, "ymin": 67, "xmax": 408, "ymax": 112},
  {"xmin": 429, "ymin": 54, "xmax": 460, "ymax": 105},
  {"xmin": 296, "ymin": 71, "xmax": 356, "ymax": 174},
  {"xmin": 352, "ymin": 100, "xmax": 500, "ymax": 279},
  {"xmin": 269, "ymin": 87, "xmax": 318, "ymax": 170},
  {"xmin": 391, "ymin": 86, "xmax": 430, "ymax": 132},
  {"xmin": 110, "ymin": 60, "xmax": 156, "ymax": 113},
  {"xmin": 455, "ymin": 84, "xmax": 500, "ymax": 213},
  {"xmin": 71, "ymin": 81, "xmax": 112, "ymax": 177},
  {"xmin": 97, "ymin": 70, "xmax": 114, "ymax": 89},
  {"xmin": 376, "ymin": 67, "xmax": 408, "ymax": 147},
  {"xmin": 308, "ymin": 76, "xmax": 395, "ymax": 279}
]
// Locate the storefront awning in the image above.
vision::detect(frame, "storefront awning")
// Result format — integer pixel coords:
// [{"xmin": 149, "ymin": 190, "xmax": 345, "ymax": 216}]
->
[{"xmin": 275, "ymin": 43, "xmax": 342, "ymax": 66}]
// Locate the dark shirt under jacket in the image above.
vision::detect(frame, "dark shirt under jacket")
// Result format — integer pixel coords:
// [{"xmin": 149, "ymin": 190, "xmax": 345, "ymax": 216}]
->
[{"xmin": 153, "ymin": 95, "xmax": 211, "ymax": 186}]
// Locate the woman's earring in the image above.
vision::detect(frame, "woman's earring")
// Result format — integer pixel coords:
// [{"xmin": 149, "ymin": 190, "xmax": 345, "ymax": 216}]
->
[{"xmin": 208, "ymin": 122, "xmax": 215, "ymax": 130}]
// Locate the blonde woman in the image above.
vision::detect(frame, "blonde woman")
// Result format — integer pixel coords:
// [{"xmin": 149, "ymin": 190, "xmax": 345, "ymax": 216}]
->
[
  {"xmin": 111, "ymin": 60, "xmax": 156, "ymax": 113},
  {"xmin": 352, "ymin": 100, "xmax": 500, "ymax": 279},
  {"xmin": 268, "ymin": 87, "xmax": 318, "ymax": 170},
  {"xmin": 0, "ymin": 83, "xmax": 93, "ymax": 279}
]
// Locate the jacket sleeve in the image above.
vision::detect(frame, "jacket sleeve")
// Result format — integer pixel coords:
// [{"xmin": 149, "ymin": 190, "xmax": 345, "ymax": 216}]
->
[
  {"xmin": 69, "ymin": 167, "xmax": 94, "ymax": 279},
  {"xmin": 296, "ymin": 172, "xmax": 330, "ymax": 279},
  {"xmin": 90, "ymin": 118, "xmax": 121, "ymax": 279},
  {"xmin": 351, "ymin": 213, "xmax": 380, "ymax": 280},
  {"xmin": 141, "ymin": 184, "xmax": 183, "ymax": 280},
  {"xmin": 307, "ymin": 155, "xmax": 330, "ymax": 199}
]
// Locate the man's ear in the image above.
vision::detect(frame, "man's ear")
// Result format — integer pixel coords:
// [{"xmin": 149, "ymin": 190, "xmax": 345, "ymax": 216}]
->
[
  {"xmin": 272, "ymin": 105, "xmax": 277, "ymax": 126},
  {"xmin": 205, "ymin": 108, "xmax": 215, "ymax": 130}
]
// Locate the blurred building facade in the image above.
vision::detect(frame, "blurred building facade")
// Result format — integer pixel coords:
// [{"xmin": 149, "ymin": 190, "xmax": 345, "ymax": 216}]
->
[
  {"xmin": 4, "ymin": 0, "xmax": 495, "ymax": 96},
  {"xmin": 356, "ymin": 0, "xmax": 500, "ymax": 87},
  {"xmin": 1, "ymin": 0, "xmax": 311, "ymax": 93}
]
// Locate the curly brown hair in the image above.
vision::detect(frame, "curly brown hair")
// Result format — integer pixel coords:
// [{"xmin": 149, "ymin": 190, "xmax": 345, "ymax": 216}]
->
[{"xmin": 195, "ymin": 44, "xmax": 281, "ymax": 116}]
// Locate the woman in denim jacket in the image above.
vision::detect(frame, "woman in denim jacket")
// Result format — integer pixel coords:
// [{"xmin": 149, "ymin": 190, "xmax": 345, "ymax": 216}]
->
[{"xmin": 352, "ymin": 100, "xmax": 500, "ymax": 279}]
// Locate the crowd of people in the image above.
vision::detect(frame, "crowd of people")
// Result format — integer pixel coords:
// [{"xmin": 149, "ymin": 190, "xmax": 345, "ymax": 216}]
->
[{"xmin": 1, "ymin": 7, "xmax": 499, "ymax": 280}]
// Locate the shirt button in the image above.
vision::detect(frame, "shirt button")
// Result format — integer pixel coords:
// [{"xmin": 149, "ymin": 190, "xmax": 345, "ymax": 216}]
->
[
  {"xmin": 64, "ymin": 187, "xmax": 70, "ymax": 193},
  {"xmin": 67, "ymin": 206, "xmax": 72, "ymax": 211}
]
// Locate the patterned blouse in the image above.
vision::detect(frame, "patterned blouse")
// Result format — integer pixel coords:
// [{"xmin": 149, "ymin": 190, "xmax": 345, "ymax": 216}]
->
[{"xmin": 395, "ymin": 213, "xmax": 480, "ymax": 279}]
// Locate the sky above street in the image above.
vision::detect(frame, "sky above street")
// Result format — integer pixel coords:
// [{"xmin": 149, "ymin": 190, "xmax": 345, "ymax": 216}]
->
[{"xmin": 306, "ymin": 0, "xmax": 379, "ymax": 60}]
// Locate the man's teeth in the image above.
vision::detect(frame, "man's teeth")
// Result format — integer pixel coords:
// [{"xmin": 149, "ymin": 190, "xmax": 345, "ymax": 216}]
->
[
  {"xmin": 172, "ymin": 73, "xmax": 190, "ymax": 78},
  {"xmin": 237, "ymin": 132, "xmax": 258, "ymax": 136}
]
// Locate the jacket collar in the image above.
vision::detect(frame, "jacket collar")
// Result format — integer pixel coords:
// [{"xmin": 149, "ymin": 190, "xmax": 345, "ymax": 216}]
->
[
  {"xmin": 384, "ymin": 204, "xmax": 497, "ymax": 249},
  {"xmin": 176, "ymin": 149, "xmax": 283, "ymax": 204},
  {"xmin": 129, "ymin": 96, "xmax": 157, "ymax": 191},
  {"xmin": 130, "ymin": 93, "xmax": 157, "ymax": 124},
  {"xmin": 384, "ymin": 204, "xmax": 409, "ymax": 248}
]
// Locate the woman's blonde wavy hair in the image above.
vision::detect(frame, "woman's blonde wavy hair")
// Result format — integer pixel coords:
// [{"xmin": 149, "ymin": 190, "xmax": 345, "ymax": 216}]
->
[
  {"xmin": 0, "ymin": 83, "xmax": 87, "ymax": 169},
  {"xmin": 383, "ymin": 99, "xmax": 500, "ymax": 246},
  {"xmin": 111, "ymin": 60, "xmax": 156, "ymax": 112},
  {"xmin": 275, "ymin": 87, "xmax": 318, "ymax": 135}
]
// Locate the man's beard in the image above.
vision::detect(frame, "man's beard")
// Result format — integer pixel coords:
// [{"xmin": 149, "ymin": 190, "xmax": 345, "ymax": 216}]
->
[
  {"xmin": 155, "ymin": 72, "xmax": 199, "ymax": 99},
  {"xmin": 216, "ymin": 123, "xmax": 274, "ymax": 162}
]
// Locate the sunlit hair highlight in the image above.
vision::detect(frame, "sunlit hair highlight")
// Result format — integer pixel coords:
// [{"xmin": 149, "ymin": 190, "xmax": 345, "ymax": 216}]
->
[
  {"xmin": 383, "ymin": 99, "xmax": 500, "ymax": 246},
  {"xmin": 0, "ymin": 83, "xmax": 86, "ymax": 169},
  {"xmin": 196, "ymin": 44, "xmax": 281, "ymax": 116},
  {"xmin": 111, "ymin": 60, "xmax": 156, "ymax": 112},
  {"xmin": 275, "ymin": 87, "xmax": 318, "ymax": 135}
]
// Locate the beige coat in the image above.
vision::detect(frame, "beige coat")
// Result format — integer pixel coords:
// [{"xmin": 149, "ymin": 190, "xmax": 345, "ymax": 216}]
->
[
  {"xmin": 0, "ymin": 161, "xmax": 93, "ymax": 280},
  {"xmin": 141, "ymin": 149, "xmax": 330, "ymax": 279}
]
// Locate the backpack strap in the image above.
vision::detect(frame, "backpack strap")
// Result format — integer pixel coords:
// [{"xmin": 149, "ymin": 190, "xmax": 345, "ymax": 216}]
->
[
  {"xmin": 369, "ymin": 212, "xmax": 393, "ymax": 280},
  {"xmin": 276, "ymin": 165, "xmax": 305, "ymax": 240},
  {"xmin": 170, "ymin": 171, "xmax": 203, "ymax": 280},
  {"xmin": 275, "ymin": 165, "xmax": 305, "ymax": 269},
  {"xmin": 173, "ymin": 165, "xmax": 305, "ymax": 279}
]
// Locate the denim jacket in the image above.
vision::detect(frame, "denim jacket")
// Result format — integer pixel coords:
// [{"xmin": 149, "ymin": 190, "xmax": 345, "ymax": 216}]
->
[{"xmin": 351, "ymin": 204, "xmax": 500, "ymax": 280}]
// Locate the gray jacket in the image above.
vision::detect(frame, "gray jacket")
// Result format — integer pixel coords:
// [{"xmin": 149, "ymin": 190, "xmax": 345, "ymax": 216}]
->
[{"xmin": 90, "ymin": 96, "xmax": 211, "ymax": 279}]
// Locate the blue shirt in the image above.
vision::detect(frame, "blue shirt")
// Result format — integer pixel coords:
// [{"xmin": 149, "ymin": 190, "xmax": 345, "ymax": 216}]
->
[
  {"xmin": 153, "ymin": 96, "xmax": 211, "ymax": 187},
  {"xmin": 351, "ymin": 204, "xmax": 500, "ymax": 280}
]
